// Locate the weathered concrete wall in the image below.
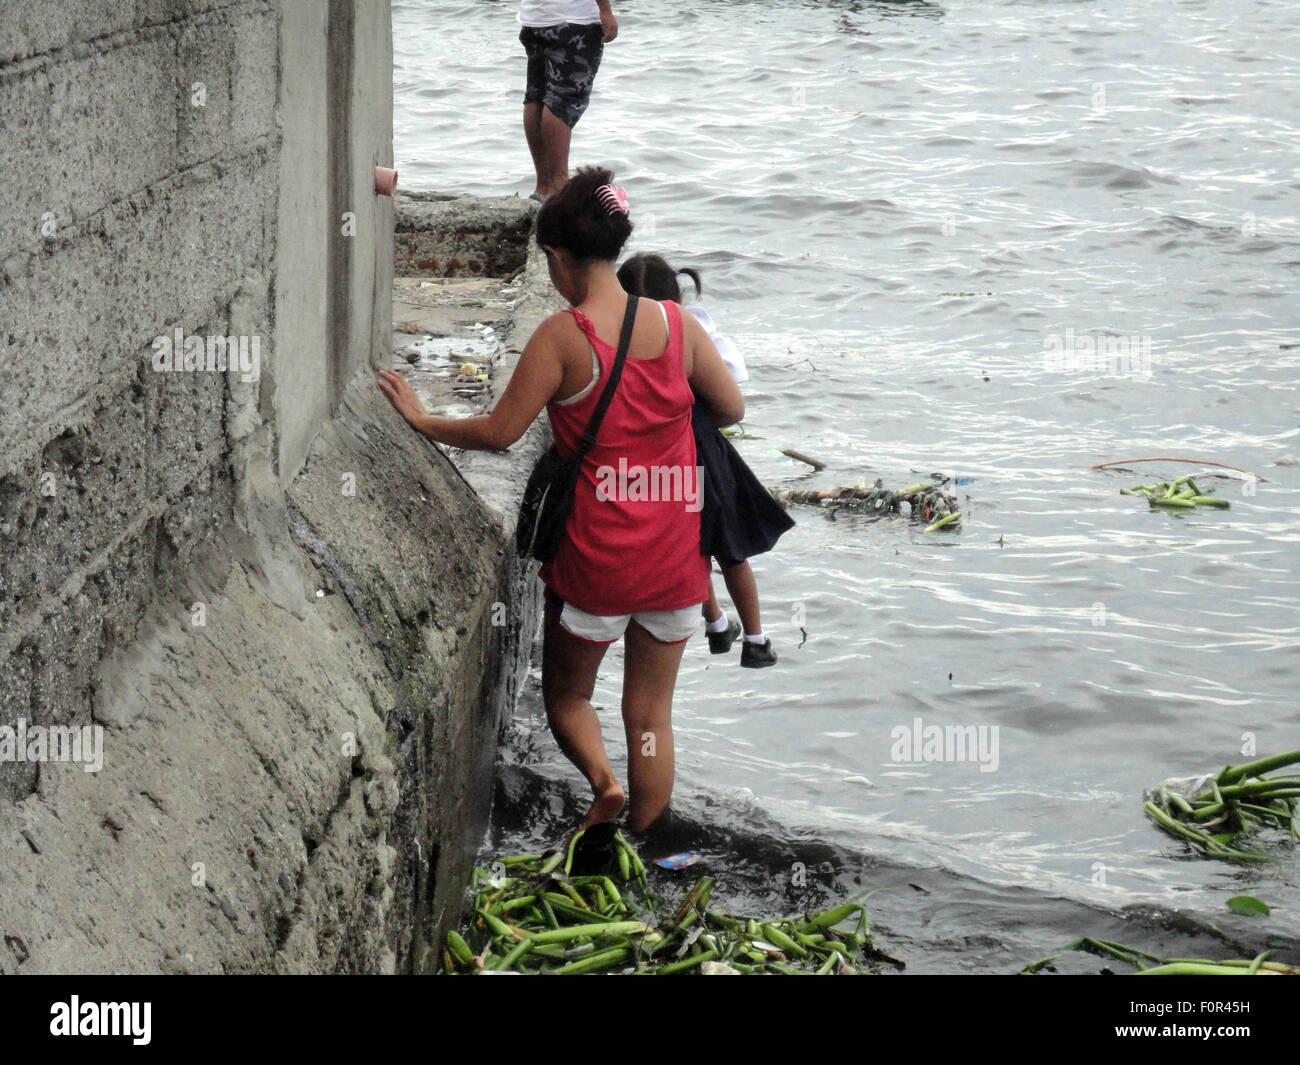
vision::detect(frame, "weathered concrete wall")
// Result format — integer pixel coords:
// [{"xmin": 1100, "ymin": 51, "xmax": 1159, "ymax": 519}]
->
[
  {"xmin": 274, "ymin": 0, "xmax": 331, "ymax": 483},
  {"xmin": 0, "ymin": 0, "xmax": 282, "ymax": 807},
  {"xmin": 0, "ymin": 2, "xmax": 541, "ymax": 973}
]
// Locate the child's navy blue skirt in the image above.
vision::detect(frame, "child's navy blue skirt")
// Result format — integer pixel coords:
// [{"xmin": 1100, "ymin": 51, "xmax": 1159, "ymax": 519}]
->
[{"xmin": 693, "ymin": 404, "xmax": 795, "ymax": 567}]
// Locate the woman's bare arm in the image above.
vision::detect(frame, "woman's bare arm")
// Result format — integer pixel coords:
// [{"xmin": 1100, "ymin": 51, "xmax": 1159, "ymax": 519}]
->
[
  {"xmin": 377, "ymin": 315, "xmax": 567, "ymax": 450},
  {"xmin": 684, "ymin": 310, "xmax": 744, "ymax": 426}
]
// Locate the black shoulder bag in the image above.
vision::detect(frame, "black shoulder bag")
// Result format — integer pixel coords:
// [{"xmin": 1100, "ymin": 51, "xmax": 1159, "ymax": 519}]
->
[{"xmin": 516, "ymin": 294, "xmax": 639, "ymax": 563}]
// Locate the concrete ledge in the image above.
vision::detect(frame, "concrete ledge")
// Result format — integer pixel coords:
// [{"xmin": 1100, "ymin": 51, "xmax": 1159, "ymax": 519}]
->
[{"xmin": 395, "ymin": 192, "xmax": 537, "ymax": 279}]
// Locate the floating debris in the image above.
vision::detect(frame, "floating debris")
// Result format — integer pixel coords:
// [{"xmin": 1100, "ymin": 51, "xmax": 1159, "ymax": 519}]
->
[
  {"xmin": 781, "ymin": 448, "xmax": 826, "ymax": 471},
  {"xmin": 1144, "ymin": 749, "xmax": 1300, "ymax": 861},
  {"xmin": 653, "ymin": 851, "xmax": 703, "ymax": 871},
  {"xmin": 770, "ymin": 479, "xmax": 961, "ymax": 532},
  {"xmin": 1121, "ymin": 475, "xmax": 1230, "ymax": 509}
]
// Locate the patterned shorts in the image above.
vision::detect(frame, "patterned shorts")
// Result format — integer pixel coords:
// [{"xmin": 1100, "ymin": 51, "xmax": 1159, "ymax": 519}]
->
[{"xmin": 519, "ymin": 23, "xmax": 605, "ymax": 128}]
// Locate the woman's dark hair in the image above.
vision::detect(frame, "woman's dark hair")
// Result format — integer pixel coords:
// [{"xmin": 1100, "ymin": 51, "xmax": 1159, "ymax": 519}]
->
[
  {"xmin": 617, "ymin": 252, "xmax": 702, "ymax": 304},
  {"xmin": 535, "ymin": 166, "xmax": 634, "ymax": 262}
]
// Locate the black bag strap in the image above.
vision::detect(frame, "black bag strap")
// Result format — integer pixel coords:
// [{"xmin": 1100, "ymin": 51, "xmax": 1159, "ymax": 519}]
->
[{"xmin": 575, "ymin": 293, "xmax": 639, "ymax": 459}]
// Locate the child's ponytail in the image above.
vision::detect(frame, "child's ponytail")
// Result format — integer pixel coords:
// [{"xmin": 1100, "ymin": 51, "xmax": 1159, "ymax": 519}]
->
[
  {"xmin": 676, "ymin": 267, "xmax": 702, "ymax": 300},
  {"xmin": 617, "ymin": 252, "xmax": 704, "ymax": 303}
]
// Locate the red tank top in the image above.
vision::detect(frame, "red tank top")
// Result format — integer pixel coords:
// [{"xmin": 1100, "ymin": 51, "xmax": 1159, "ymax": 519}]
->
[{"xmin": 539, "ymin": 299, "xmax": 709, "ymax": 615}]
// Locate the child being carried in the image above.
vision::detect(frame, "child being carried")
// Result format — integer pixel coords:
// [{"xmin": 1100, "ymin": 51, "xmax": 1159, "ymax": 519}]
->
[{"xmin": 617, "ymin": 253, "xmax": 794, "ymax": 667}]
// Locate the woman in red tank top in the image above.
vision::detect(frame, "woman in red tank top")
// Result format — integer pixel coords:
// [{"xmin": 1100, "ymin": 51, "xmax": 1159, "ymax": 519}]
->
[
  {"xmin": 378, "ymin": 167, "xmax": 744, "ymax": 836},
  {"xmin": 542, "ymin": 297, "xmax": 707, "ymax": 614}
]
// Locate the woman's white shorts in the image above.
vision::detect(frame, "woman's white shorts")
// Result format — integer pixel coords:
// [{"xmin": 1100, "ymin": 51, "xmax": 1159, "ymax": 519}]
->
[{"xmin": 547, "ymin": 591, "xmax": 701, "ymax": 645}]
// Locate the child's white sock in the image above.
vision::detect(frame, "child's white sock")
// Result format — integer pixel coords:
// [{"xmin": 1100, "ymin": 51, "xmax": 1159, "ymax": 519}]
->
[
  {"xmin": 705, "ymin": 611, "xmax": 730, "ymax": 634},
  {"xmin": 743, "ymin": 632, "xmax": 767, "ymax": 645}
]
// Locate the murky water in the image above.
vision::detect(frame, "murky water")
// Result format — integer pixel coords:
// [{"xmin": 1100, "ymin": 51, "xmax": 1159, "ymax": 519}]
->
[{"xmin": 394, "ymin": 0, "xmax": 1300, "ymax": 971}]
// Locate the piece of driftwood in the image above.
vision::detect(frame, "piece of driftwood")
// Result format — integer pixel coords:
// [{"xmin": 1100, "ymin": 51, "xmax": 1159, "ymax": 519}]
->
[
  {"xmin": 781, "ymin": 448, "xmax": 827, "ymax": 471},
  {"xmin": 1090, "ymin": 457, "xmax": 1267, "ymax": 483}
]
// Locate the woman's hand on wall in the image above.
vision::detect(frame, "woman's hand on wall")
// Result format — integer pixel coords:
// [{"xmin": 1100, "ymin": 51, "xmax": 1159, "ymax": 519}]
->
[
  {"xmin": 377, "ymin": 370, "xmax": 429, "ymax": 430},
  {"xmin": 376, "ymin": 320, "xmax": 560, "ymax": 452}
]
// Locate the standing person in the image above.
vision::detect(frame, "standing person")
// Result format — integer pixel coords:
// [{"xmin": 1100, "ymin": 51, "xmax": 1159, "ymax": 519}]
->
[
  {"xmin": 518, "ymin": 1, "xmax": 619, "ymax": 201},
  {"xmin": 378, "ymin": 168, "xmax": 743, "ymax": 834},
  {"xmin": 617, "ymin": 253, "xmax": 795, "ymax": 667}
]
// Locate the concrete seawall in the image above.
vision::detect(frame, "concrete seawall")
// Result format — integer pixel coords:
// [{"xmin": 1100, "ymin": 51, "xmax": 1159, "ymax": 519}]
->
[{"xmin": 0, "ymin": 3, "xmax": 547, "ymax": 973}]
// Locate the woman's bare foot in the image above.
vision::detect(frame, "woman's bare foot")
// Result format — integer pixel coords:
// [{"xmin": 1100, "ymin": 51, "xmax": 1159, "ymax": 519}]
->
[{"xmin": 582, "ymin": 781, "xmax": 626, "ymax": 828}]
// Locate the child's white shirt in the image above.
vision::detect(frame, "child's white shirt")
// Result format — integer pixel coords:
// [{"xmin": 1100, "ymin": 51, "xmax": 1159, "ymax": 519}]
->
[{"xmin": 686, "ymin": 305, "xmax": 748, "ymax": 385}]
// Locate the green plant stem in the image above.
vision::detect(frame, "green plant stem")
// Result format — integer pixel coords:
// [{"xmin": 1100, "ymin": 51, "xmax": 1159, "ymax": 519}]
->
[{"xmin": 1217, "ymin": 750, "xmax": 1300, "ymax": 786}]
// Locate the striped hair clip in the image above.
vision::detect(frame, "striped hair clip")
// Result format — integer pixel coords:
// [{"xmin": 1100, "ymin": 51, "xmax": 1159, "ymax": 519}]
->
[{"xmin": 595, "ymin": 184, "xmax": 629, "ymax": 216}]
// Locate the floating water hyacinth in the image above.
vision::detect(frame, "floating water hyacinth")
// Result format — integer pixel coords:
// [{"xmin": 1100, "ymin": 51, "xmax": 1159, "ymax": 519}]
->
[
  {"xmin": 1144, "ymin": 750, "xmax": 1300, "ymax": 861},
  {"xmin": 1120, "ymin": 474, "xmax": 1230, "ymax": 509},
  {"xmin": 442, "ymin": 829, "xmax": 877, "ymax": 975}
]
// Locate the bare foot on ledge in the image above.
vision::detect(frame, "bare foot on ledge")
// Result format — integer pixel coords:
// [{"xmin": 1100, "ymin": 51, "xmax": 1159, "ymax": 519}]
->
[{"xmin": 582, "ymin": 781, "xmax": 626, "ymax": 828}]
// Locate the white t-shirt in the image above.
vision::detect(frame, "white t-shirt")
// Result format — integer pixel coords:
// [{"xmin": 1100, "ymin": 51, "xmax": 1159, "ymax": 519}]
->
[
  {"xmin": 518, "ymin": 1, "xmax": 602, "ymax": 27},
  {"xmin": 687, "ymin": 306, "xmax": 748, "ymax": 385}
]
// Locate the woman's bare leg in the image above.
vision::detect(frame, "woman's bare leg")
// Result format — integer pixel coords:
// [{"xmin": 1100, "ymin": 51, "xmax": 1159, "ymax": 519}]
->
[
  {"xmin": 542, "ymin": 609, "xmax": 625, "ymax": 827},
  {"xmin": 620, "ymin": 621, "xmax": 687, "ymax": 832},
  {"xmin": 721, "ymin": 560, "xmax": 762, "ymax": 636}
]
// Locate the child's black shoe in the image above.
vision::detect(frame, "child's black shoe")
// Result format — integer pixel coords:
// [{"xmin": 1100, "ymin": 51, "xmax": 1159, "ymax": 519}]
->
[
  {"xmin": 740, "ymin": 638, "xmax": 777, "ymax": 668},
  {"xmin": 707, "ymin": 619, "xmax": 741, "ymax": 655}
]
